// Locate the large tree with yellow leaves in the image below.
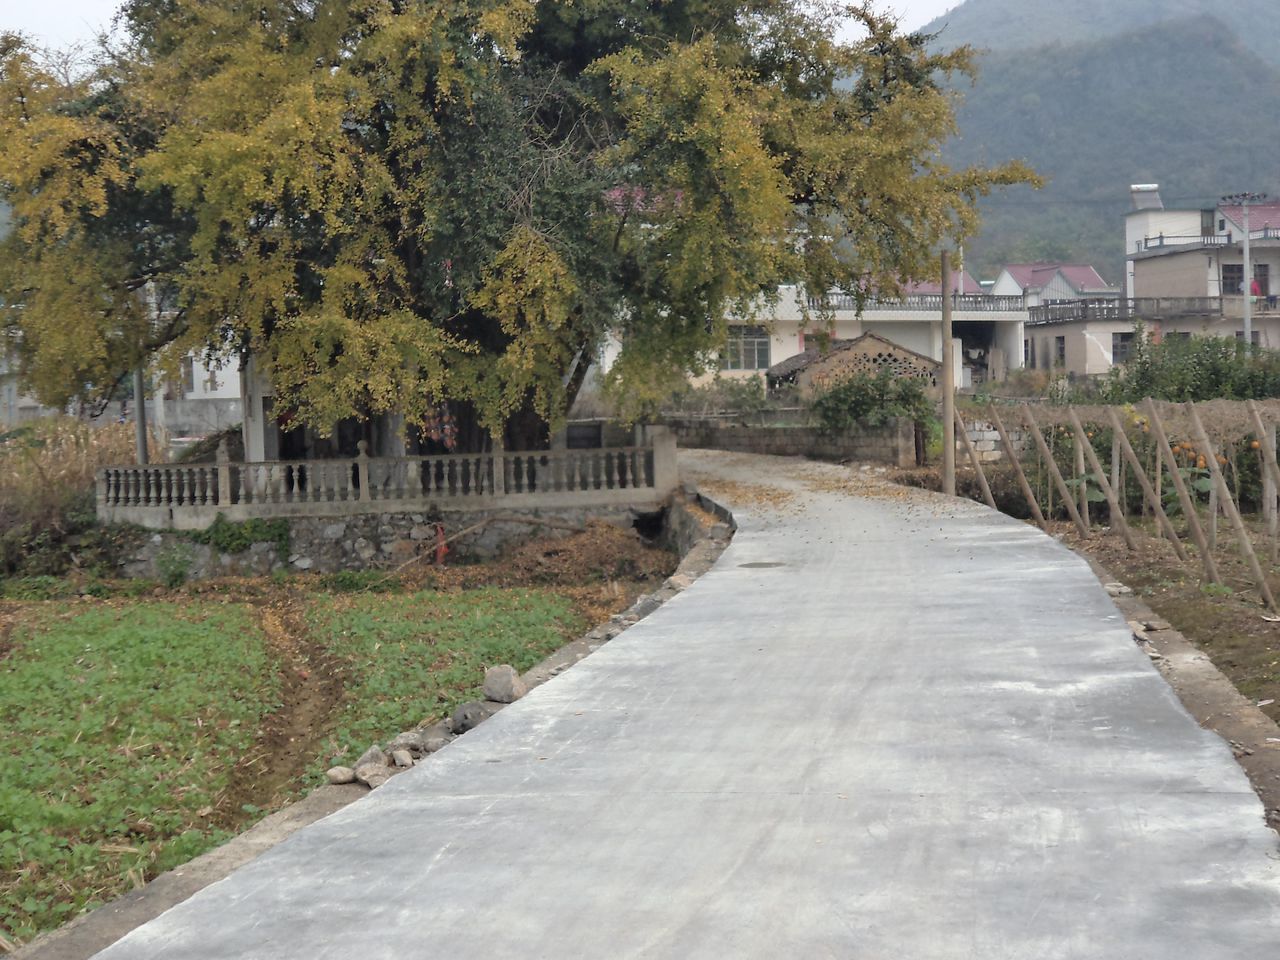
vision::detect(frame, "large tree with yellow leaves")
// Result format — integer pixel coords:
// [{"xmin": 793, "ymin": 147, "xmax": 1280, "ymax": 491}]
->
[{"xmin": 0, "ymin": 1, "xmax": 1031, "ymax": 449}]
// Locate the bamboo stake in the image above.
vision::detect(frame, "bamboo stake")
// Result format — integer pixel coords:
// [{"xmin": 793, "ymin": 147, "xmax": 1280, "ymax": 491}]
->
[
  {"xmin": 1207, "ymin": 485, "xmax": 1219, "ymax": 552},
  {"xmin": 1106, "ymin": 409, "xmax": 1188, "ymax": 561},
  {"xmin": 1244, "ymin": 401, "xmax": 1280, "ymax": 562},
  {"xmin": 954, "ymin": 408, "xmax": 997, "ymax": 510},
  {"xmin": 1144, "ymin": 399, "xmax": 1220, "ymax": 584},
  {"xmin": 1110, "ymin": 433, "xmax": 1123, "ymax": 524},
  {"xmin": 1273, "ymin": 424, "xmax": 1278, "ymax": 563},
  {"xmin": 988, "ymin": 405, "xmax": 1047, "ymax": 531},
  {"xmin": 1186, "ymin": 402, "xmax": 1277, "ymax": 612},
  {"xmin": 1075, "ymin": 433, "xmax": 1089, "ymax": 531},
  {"xmin": 1069, "ymin": 409, "xmax": 1136, "ymax": 551},
  {"xmin": 1152, "ymin": 442, "xmax": 1162, "ymax": 523},
  {"xmin": 1021, "ymin": 404, "xmax": 1089, "ymax": 539}
]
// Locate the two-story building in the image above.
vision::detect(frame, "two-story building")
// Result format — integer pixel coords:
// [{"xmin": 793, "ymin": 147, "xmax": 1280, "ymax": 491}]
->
[
  {"xmin": 1024, "ymin": 184, "xmax": 1280, "ymax": 378},
  {"xmin": 720, "ymin": 276, "xmax": 1027, "ymax": 391}
]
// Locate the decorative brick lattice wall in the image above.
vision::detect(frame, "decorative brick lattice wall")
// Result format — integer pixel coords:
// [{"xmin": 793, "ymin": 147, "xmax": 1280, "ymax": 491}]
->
[{"xmin": 800, "ymin": 340, "xmax": 939, "ymax": 396}]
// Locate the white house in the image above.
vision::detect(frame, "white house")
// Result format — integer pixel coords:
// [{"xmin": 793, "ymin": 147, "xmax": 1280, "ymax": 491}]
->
[
  {"xmin": 716, "ymin": 281, "xmax": 1027, "ymax": 391},
  {"xmin": 1021, "ymin": 183, "xmax": 1280, "ymax": 377},
  {"xmin": 990, "ymin": 263, "xmax": 1119, "ymax": 307}
]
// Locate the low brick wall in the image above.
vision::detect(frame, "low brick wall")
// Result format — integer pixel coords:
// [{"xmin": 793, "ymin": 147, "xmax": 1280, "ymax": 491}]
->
[
  {"xmin": 958, "ymin": 419, "xmax": 1029, "ymax": 464},
  {"xmin": 670, "ymin": 418, "xmax": 916, "ymax": 468}
]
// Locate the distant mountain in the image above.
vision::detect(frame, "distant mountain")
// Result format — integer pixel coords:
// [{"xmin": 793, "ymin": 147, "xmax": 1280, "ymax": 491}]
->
[
  {"xmin": 922, "ymin": 0, "xmax": 1280, "ymax": 67},
  {"xmin": 919, "ymin": 4, "xmax": 1280, "ymax": 281}
]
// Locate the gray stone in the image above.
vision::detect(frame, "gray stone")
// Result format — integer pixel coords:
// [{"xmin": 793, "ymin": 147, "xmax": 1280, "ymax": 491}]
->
[
  {"xmin": 354, "ymin": 744, "xmax": 387, "ymax": 770},
  {"xmin": 423, "ymin": 735, "xmax": 452, "ymax": 754},
  {"xmin": 353, "ymin": 538, "xmax": 377, "ymax": 562},
  {"xmin": 482, "ymin": 665, "xmax": 528, "ymax": 704},
  {"xmin": 1105, "ymin": 582, "xmax": 1134, "ymax": 597},
  {"xmin": 354, "ymin": 763, "xmax": 392, "ymax": 789},
  {"xmin": 629, "ymin": 595, "xmax": 663, "ymax": 619},
  {"xmin": 388, "ymin": 730, "xmax": 428, "ymax": 755},
  {"xmin": 322, "ymin": 523, "xmax": 347, "ymax": 540},
  {"xmin": 451, "ymin": 700, "xmax": 499, "ymax": 734},
  {"xmin": 420, "ymin": 720, "xmax": 453, "ymax": 741},
  {"xmin": 292, "ymin": 557, "xmax": 314, "ymax": 571},
  {"xmin": 325, "ymin": 766, "xmax": 356, "ymax": 785},
  {"xmin": 391, "ymin": 749, "xmax": 415, "ymax": 768}
]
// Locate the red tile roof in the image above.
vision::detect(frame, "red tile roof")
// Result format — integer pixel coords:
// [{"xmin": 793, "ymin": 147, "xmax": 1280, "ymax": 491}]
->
[
  {"xmin": 1220, "ymin": 201, "xmax": 1280, "ymax": 232},
  {"xmin": 1000, "ymin": 263, "xmax": 1113, "ymax": 293}
]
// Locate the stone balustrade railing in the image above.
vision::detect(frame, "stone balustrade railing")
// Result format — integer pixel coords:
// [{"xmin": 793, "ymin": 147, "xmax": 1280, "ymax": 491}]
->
[{"xmin": 97, "ymin": 432, "xmax": 678, "ymax": 530}]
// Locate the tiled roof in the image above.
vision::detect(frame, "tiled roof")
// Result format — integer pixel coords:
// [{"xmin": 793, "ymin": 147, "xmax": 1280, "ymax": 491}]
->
[
  {"xmin": 1001, "ymin": 262, "xmax": 1113, "ymax": 293},
  {"xmin": 767, "ymin": 340, "xmax": 855, "ymax": 379},
  {"xmin": 1220, "ymin": 201, "xmax": 1280, "ymax": 232}
]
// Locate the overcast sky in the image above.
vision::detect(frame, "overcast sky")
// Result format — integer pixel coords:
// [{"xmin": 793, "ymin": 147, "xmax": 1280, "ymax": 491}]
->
[{"xmin": 4, "ymin": 1, "xmax": 963, "ymax": 50}]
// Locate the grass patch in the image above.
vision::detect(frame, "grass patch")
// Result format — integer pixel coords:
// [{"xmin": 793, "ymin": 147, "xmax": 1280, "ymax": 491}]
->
[
  {"xmin": 314, "ymin": 570, "xmax": 403, "ymax": 594},
  {"xmin": 0, "ymin": 604, "xmax": 278, "ymax": 944},
  {"xmin": 309, "ymin": 588, "xmax": 584, "ymax": 768}
]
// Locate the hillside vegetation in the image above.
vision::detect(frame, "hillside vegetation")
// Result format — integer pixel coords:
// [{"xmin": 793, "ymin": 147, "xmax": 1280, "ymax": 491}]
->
[
  {"xmin": 923, "ymin": 0, "xmax": 1280, "ymax": 66},
  {"xmin": 922, "ymin": 3, "xmax": 1280, "ymax": 279}
]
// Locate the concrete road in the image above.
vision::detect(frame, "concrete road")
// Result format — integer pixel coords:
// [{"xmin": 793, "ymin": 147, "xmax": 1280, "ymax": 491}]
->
[{"xmin": 93, "ymin": 450, "xmax": 1280, "ymax": 959}]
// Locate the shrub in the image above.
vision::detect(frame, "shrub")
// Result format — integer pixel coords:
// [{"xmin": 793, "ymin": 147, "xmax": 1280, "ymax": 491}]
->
[
  {"xmin": 155, "ymin": 542, "xmax": 196, "ymax": 588},
  {"xmin": 809, "ymin": 368, "xmax": 934, "ymax": 434},
  {"xmin": 186, "ymin": 515, "xmax": 290, "ymax": 559},
  {"xmin": 1100, "ymin": 332, "xmax": 1280, "ymax": 403}
]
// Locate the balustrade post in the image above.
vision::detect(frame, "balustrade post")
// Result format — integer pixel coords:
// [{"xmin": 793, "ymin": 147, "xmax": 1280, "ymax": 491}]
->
[
  {"xmin": 650, "ymin": 426, "xmax": 678, "ymax": 493},
  {"xmin": 356, "ymin": 440, "xmax": 370, "ymax": 501},
  {"xmin": 216, "ymin": 440, "xmax": 232, "ymax": 505},
  {"xmin": 493, "ymin": 441, "xmax": 507, "ymax": 496},
  {"xmin": 96, "ymin": 469, "xmax": 108, "ymax": 511}
]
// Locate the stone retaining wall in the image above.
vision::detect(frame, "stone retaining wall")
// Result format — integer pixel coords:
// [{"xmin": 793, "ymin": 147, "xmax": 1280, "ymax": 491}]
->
[
  {"xmin": 121, "ymin": 506, "xmax": 640, "ymax": 581},
  {"xmin": 669, "ymin": 418, "xmax": 916, "ymax": 468}
]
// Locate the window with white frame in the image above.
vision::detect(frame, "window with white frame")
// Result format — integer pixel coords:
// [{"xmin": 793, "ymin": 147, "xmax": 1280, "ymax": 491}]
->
[{"xmin": 721, "ymin": 325, "xmax": 771, "ymax": 370}]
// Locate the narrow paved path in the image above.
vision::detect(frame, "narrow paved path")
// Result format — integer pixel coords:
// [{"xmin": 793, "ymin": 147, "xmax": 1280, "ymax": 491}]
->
[{"xmin": 95, "ymin": 451, "xmax": 1280, "ymax": 959}]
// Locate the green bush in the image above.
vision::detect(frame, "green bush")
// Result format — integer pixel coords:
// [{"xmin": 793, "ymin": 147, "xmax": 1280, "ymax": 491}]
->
[
  {"xmin": 1101, "ymin": 331, "xmax": 1280, "ymax": 403},
  {"xmin": 809, "ymin": 368, "xmax": 935, "ymax": 434},
  {"xmin": 155, "ymin": 543, "xmax": 196, "ymax": 588},
  {"xmin": 186, "ymin": 515, "xmax": 290, "ymax": 559}
]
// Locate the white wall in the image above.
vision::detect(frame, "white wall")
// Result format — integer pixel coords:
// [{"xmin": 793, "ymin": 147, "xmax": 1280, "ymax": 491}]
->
[
  {"xmin": 989, "ymin": 270, "xmax": 1023, "ymax": 298},
  {"xmin": 185, "ymin": 355, "xmax": 242, "ymax": 400}
]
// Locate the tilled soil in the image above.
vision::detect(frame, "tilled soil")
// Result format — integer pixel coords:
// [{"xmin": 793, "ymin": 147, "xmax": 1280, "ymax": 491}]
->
[{"xmin": 209, "ymin": 593, "xmax": 347, "ymax": 829}]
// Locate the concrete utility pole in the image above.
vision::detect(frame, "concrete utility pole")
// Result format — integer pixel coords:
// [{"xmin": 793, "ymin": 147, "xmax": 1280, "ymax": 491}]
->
[
  {"xmin": 1224, "ymin": 192, "xmax": 1268, "ymax": 346},
  {"xmin": 941, "ymin": 251, "xmax": 956, "ymax": 497},
  {"xmin": 133, "ymin": 366, "xmax": 149, "ymax": 464}
]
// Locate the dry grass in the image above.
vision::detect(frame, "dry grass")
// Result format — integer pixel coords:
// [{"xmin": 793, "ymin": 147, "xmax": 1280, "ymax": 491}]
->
[{"xmin": 0, "ymin": 418, "xmax": 140, "ymax": 527}]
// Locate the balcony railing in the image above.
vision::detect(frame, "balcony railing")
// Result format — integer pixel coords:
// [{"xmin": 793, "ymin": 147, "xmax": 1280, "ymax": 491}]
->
[
  {"xmin": 808, "ymin": 293, "xmax": 1027, "ymax": 313},
  {"xmin": 97, "ymin": 437, "xmax": 678, "ymax": 530},
  {"xmin": 1137, "ymin": 228, "xmax": 1280, "ymax": 253},
  {"xmin": 1028, "ymin": 297, "xmax": 1236, "ymax": 324},
  {"xmin": 1138, "ymin": 235, "xmax": 1230, "ymax": 252}
]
